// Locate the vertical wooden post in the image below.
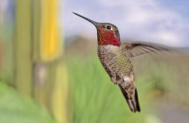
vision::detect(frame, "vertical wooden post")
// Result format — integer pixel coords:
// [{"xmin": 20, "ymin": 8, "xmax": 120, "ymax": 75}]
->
[
  {"xmin": 14, "ymin": 0, "xmax": 32, "ymax": 97},
  {"xmin": 14, "ymin": 0, "xmax": 71, "ymax": 122},
  {"xmin": 32, "ymin": 0, "xmax": 71, "ymax": 122}
]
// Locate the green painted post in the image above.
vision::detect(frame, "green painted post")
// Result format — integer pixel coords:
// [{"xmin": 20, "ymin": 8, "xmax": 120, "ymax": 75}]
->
[
  {"xmin": 14, "ymin": 0, "xmax": 33, "ymax": 97},
  {"xmin": 14, "ymin": 0, "xmax": 71, "ymax": 122}
]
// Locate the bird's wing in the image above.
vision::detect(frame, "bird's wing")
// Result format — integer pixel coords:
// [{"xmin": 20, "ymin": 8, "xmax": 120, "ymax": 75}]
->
[{"xmin": 121, "ymin": 41, "xmax": 173, "ymax": 58}]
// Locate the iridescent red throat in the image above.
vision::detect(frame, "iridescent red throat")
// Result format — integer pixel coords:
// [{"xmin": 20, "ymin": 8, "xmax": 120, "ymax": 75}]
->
[{"xmin": 97, "ymin": 27, "xmax": 120, "ymax": 46}]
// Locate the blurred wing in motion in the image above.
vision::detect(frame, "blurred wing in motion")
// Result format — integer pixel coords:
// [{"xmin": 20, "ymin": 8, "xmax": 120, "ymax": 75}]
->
[{"xmin": 121, "ymin": 41, "xmax": 173, "ymax": 58}]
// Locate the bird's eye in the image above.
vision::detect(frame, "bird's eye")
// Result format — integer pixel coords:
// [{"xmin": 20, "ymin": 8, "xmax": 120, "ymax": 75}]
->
[{"xmin": 106, "ymin": 25, "xmax": 111, "ymax": 30}]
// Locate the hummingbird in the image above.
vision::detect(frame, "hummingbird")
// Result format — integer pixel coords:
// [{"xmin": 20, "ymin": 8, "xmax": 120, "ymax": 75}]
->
[{"xmin": 73, "ymin": 12, "xmax": 170, "ymax": 113}]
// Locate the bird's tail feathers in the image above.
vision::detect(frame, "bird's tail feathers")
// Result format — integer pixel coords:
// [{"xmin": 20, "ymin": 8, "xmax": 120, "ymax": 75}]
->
[{"xmin": 119, "ymin": 85, "xmax": 140, "ymax": 113}]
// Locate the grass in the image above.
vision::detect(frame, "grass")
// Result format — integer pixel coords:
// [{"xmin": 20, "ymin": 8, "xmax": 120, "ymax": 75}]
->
[
  {"xmin": 134, "ymin": 56, "xmax": 189, "ymax": 105},
  {"xmin": 67, "ymin": 55, "xmax": 160, "ymax": 123},
  {"xmin": 0, "ymin": 51, "xmax": 188, "ymax": 123},
  {"xmin": 0, "ymin": 82, "xmax": 55, "ymax": 123},
  {"xmin": 66, "ymin": 52, "xmax": 189, "ymax": 122}
]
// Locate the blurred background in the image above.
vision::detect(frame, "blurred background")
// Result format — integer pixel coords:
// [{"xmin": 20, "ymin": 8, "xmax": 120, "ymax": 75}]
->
[{"xmin": 0, "ymin": 0, "xmax": 189, "ymax": 123}]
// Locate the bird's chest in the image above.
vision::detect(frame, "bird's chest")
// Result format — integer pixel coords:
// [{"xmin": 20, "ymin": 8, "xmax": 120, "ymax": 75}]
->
[
  {"xmin": 98, "ymin": 45, "xmax": 119, "ymax": 62},
  {"xmin": 98, "ymin": 45, "xmax": 132, "ymax": 75}
]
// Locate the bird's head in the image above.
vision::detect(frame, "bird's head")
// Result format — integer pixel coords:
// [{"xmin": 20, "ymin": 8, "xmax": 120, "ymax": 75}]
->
[{"xmin": 73, "ymin": 12, "xmax": 121, "ymax": 46}]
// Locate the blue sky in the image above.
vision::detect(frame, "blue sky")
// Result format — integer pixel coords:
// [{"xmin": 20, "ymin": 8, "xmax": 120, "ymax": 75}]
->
[
  {"xmin": 63, "ymin": 0, "xmax": 189, "ymax": 46},
  {"xmin": 1, "ymin": 0, "xmax": 189, "ymax": 46}
]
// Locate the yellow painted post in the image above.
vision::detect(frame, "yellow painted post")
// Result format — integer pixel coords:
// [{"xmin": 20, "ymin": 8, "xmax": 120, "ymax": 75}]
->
[
  {"xmin": 50, "ymin": 61, "xmax": 70, "ymax": 123},
  {"xmin": 32, "ymin": 0, "xmax": 71, "ymax": 122},
  {"xmin": 40, "ymin": 0, "xmax": 62, "ymax": 61},
  {"xmin": 14, "ymin": 0, "xmax": 70, "ymax": 122}
]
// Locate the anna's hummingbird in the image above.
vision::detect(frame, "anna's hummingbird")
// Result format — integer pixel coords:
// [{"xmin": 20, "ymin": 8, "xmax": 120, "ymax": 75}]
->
[{"xmin": 73, "ymin": 12, "xmax": 170, "ymax": 113}]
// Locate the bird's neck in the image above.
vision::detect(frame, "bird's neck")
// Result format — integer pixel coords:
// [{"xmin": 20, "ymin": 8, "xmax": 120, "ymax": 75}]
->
[
  {"xmin": 99, "ymin": 38, "xmax": 121, "ymax": 46},
  {"xmin": 97, "ymin": 31, "xmax": 121, "ymax": 46},
  {"xmin": 98, "ymin": 44, "xmax": 120, "ymax": 55}
]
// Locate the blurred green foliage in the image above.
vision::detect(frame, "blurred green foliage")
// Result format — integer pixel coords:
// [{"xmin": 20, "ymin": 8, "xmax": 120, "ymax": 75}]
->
[
  {"xmin": 138, "ymin": 57, "xmax": 189, "ymax": 105},
  {"xmin": 65, "ymin": 52, "xmax": 189, "ymax": 122},
  {"xmin": 1, "ymin": 53, "xmax": 189, "ymax": 123},
  {"xmin": 0, "ymin": 82, "xmax": 55, "ymax": 123},
  {"xmin": 67, "ymin": 55, "xmax": 156, "ymax": 123}
]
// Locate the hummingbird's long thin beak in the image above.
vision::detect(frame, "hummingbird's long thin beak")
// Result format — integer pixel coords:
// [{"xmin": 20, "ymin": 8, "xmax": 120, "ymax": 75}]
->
[{"xmin": 73, "ymin": 12, "xmax": 98, "ymax": 27}]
